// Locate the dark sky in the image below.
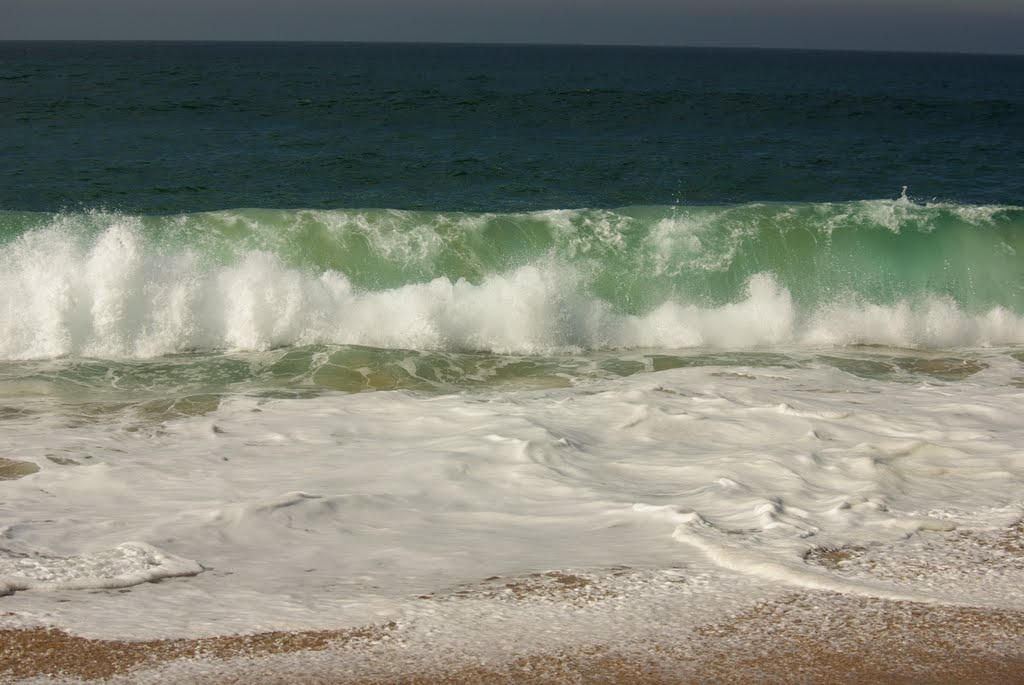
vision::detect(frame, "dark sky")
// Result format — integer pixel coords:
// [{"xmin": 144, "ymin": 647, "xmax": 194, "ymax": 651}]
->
[{"xmin": 3, "ymin": 0, "xmax": 1023, "ymax": 54}]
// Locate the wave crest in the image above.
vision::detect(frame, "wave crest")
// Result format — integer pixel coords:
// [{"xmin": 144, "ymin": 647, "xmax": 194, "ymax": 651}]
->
[{"xmin": 1, "ymin": 202, "xmax": 1021, "ymax": 359}]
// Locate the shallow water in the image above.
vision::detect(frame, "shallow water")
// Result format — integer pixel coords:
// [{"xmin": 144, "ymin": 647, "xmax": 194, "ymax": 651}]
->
[{"xmin": 2, "ymin": 353, "xmax": 1023, "ymax": 641}]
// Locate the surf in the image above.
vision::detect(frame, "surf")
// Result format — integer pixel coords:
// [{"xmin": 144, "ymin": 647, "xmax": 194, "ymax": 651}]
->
[{"xmin": 0, "ymin": 200, "xmax": 1021, "ymax": 359}]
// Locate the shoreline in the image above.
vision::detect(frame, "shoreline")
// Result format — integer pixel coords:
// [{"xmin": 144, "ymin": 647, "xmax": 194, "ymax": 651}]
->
[
  {"xmin": 4, "ymin": 593, "xmax": 1023, "ymax": 684},
  {"xmin": 4, "ymin": 523, "xmax": 1023, "ymax": 683}
]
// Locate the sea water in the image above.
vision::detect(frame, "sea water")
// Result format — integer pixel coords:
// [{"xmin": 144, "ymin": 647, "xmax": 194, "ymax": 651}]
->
[{"xmin": 0, "ymin": 43, "xmax": 1022, "ymax": 657}]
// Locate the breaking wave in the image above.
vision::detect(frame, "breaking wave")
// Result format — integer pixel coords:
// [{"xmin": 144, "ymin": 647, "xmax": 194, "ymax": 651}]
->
[{"xmin": 0, "ymin": 200, "xmax": 1021, "ymax": 359}]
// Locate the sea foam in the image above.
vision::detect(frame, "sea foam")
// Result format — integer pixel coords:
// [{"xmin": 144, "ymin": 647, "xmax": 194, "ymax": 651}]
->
[
  {"xmin": 0, "ymin": 542, "xmax": 202, "ymax": 595},
  {"xmin": 2, "ymin": 361, "xmax": 1022, "ymax": 638}
]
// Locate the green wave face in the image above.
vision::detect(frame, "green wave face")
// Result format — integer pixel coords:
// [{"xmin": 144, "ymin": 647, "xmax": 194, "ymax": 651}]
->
[
  {"xmin": 0, "ymin": 200, "xmax": 1021, "ymax": 361},
  {"xmin": 198, "ymin": 201, "xmax": 1022, "ymax": 315},
  {"xmin": 5, "ymin": 200, "xmax": 1017, "ymax": 313}
]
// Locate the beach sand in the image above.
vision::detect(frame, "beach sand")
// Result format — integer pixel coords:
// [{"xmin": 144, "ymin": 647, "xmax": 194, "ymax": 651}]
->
[{"xmin": 3, "ymin": 592, "xmax": 1023, "ymax": 684}]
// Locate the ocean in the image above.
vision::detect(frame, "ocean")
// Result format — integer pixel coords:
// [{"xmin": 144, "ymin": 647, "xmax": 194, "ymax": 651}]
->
[{"xmin": 1, "ymin": 42, "xmax": 1023, "ymax": 680}]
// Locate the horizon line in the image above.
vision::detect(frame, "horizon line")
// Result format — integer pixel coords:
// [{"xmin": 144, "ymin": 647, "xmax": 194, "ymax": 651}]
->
[{"xmin": 1, "ymin": 38, "xmax": 1022, "ymax": 58}]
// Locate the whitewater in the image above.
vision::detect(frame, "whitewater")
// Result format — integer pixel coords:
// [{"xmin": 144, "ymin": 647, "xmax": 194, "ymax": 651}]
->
[{"xmin": 0, "ymin": 197, "xmax": 1022, "ymax": 650}]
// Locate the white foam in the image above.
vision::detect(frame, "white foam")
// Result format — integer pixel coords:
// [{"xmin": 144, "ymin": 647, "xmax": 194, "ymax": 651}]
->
[
  {"xmin": 0, "ymin": 542, "xmax": 202, "ymax": 595},
  {"xmin": 1, "ymin": 361, "xmax": 1022, "ymax": 639},
  {"xmin": 2, "ymin": 221, "xmax": 1021, "ymax": 359}
]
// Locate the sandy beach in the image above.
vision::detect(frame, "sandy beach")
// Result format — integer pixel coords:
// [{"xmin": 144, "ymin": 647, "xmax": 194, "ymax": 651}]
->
[
  {"xmin": 4, "ymin": 592, "xmax": 1023, "ymax": 684},
  {"xmin": 3, "ymin": 386, "xmax": 1024, "ymax": 685},
  {"xmin": 5, "ymin": 521, "xmax": 1023, "ymax": 684}
]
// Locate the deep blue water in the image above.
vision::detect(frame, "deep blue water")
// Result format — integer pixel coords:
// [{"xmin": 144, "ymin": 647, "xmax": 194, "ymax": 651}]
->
[{"xmin": 2, "ymin": 42, "xmax": 1022, "ymax": 213}]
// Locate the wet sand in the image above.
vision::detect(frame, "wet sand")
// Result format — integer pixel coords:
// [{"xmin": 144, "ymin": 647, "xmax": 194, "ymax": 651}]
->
[
  {"xmin": 0, "ymin": 458, "xmax": 40, "ymax": 480},
  {"xmin": 3, "ymin": 593, "xmax": 1023, "ymax": 684}
]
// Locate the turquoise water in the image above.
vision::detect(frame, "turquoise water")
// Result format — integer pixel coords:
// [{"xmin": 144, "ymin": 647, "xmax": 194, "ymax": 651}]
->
[{"xmin": 4, "ymin": 200, "xmax": 1019, "ymax": 312}]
